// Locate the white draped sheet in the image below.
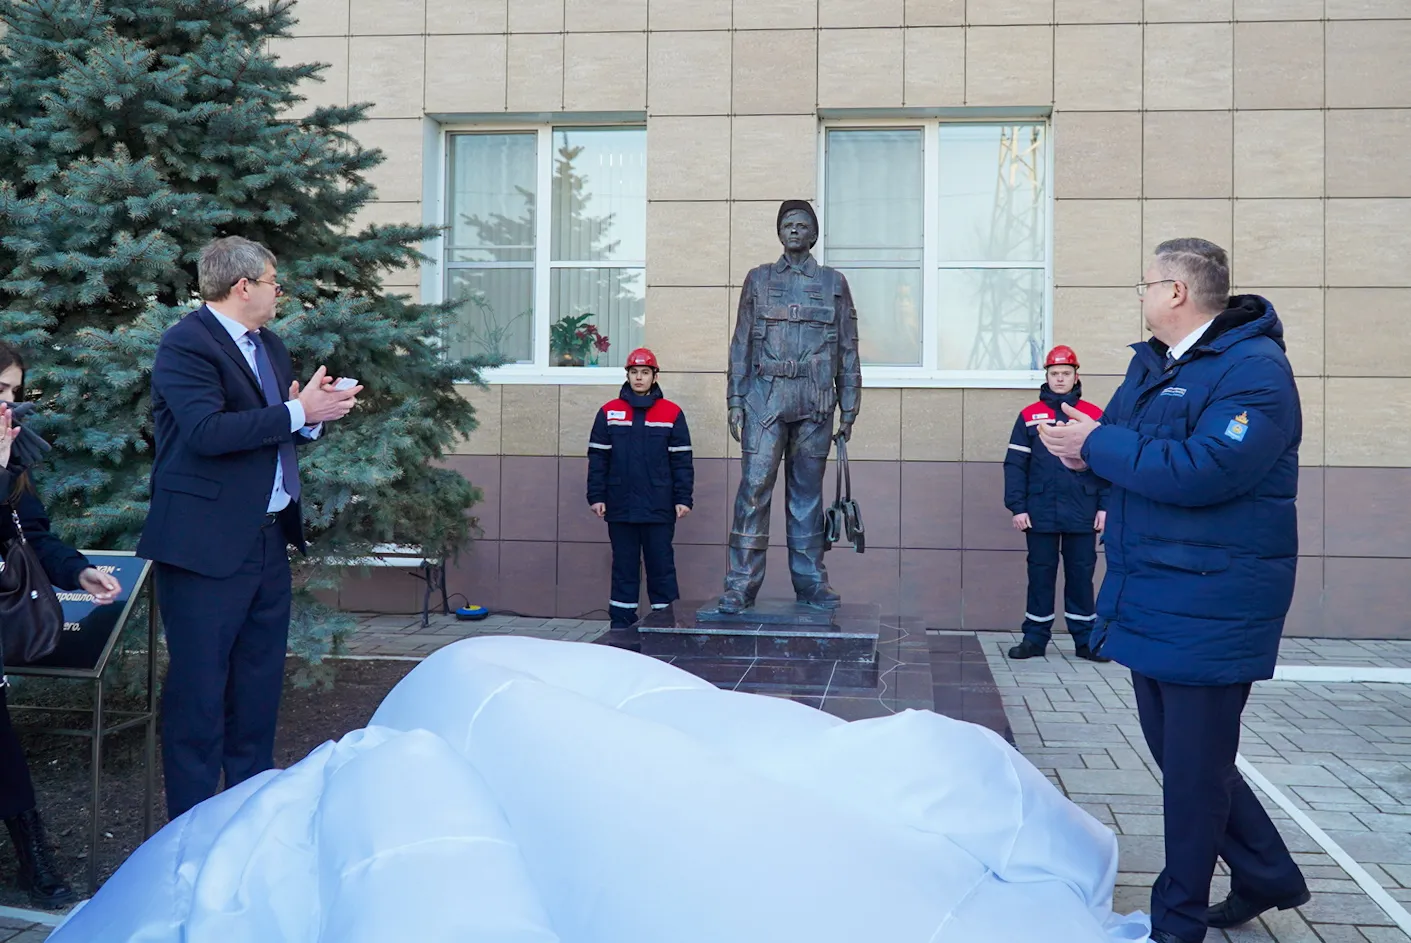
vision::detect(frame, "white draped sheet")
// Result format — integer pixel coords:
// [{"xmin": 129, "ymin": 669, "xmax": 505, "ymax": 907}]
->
[{"xmin": 51, "ymin": 636, "xmax": 1152, "ymax": 942}]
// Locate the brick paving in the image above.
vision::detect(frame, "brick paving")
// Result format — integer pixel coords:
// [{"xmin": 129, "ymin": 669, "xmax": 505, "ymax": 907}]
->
[
  {"xmin": 341, "ymin": 612, "xmax": 610, "ymax": 657},
  {"xmin": 982, "ymin": 630, "xmax": 1411, "ymax": 943},
  {"xmin": 0, "ymin": 917, "xmax": 54, "ymax": 941}
]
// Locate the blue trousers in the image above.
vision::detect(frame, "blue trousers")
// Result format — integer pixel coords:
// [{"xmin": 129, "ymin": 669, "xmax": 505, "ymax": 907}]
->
[
  {"xmin": 1021, "ymin": 530, "xmax": 1097, "ymax": 646},
  {"xmin": 1133, "ymin": 672, "xmax": 1305, "ymax": 942},
  {"xmin": 608, "ymin": 521, "xmax": 678, "ymax": 628},
  {"xmin": 157, "ymin": 518, "xmax": 292, "ymax": 819}
]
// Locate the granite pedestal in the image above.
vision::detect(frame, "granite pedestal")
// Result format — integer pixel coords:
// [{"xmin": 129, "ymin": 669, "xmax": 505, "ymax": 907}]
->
[{"xmin": 638, "ymin": 600, "xmax": 881, "ymax": 664}]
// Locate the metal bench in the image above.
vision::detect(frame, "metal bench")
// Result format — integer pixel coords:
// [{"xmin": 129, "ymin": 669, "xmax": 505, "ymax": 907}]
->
[{"xmin": 334, "ymin": 544, "xmax": 449, "ymax": 627}]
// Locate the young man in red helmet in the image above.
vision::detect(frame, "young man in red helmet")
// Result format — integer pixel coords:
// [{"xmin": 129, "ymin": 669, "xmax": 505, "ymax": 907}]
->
[
  {"xmin": 587, "ymin": 348, "xmax": 694, "ymax": 629},
  {"xmin": 1003, "ymin": 345, "xmax": 1111, "ymax": 662}
]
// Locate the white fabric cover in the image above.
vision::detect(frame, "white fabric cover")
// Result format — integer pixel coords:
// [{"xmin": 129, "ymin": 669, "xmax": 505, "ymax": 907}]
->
[{"xmin": 51, "ymin": 636, "xmax": 1152, "ymax": 943}]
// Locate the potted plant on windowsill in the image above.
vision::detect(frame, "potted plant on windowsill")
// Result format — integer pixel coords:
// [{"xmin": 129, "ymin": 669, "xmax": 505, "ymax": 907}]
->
[{"xmin": 550, "ymin": 313, "xmax": 610, "ymax": 367}]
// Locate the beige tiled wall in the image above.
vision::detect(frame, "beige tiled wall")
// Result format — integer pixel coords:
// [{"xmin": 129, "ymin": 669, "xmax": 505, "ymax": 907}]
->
[{"xmin": 277, "ymin": 0, "xmax": 1411, "ymax": 469}]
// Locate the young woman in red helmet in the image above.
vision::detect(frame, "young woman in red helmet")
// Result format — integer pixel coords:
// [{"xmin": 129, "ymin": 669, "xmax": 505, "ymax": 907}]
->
[
  {"xmin": 586, "ymin": 348, "xmax": 694, "ymax": 629},
  {"xmin": 1002, "ymin": 345, "xmax": 1111, "ymax": 662}
]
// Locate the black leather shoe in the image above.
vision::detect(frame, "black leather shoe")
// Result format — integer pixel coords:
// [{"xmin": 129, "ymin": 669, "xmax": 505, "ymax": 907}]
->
[
  {"xmin": 1008, "ymin": 640, "xmax": 1046, "ymax": 659},
  {"xmin": 5, "ymin": 808, "xmax": 75, "ymax": 908},
  {"xmin": 1207, "ymin": 888, "xmax": 1311, "ymax": 929},
  {"xmin": 1074, "ymin": 645, "xmax": 1112, "ymax": 663},
  {"xmin": 1148, "ymin": 931, "xmax": 1184, "ymax": 943}
]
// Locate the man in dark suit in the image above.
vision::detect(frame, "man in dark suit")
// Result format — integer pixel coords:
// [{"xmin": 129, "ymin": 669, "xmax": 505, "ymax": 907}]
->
[{"xmin": 138, "ymin": 236, "xmax": 362, "ymax": 819}]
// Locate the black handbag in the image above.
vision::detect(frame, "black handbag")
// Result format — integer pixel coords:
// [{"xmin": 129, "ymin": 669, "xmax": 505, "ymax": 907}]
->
[
  {"xmin": 823, "ymin": 433, "xmax": 865, "ymax": 554},
  {"xmin": 0, "ymin": 505, "xmax": 63, "ymax": 667}
]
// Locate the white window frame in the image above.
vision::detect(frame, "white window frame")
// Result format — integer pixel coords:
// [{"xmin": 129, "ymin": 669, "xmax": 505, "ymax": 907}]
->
[
  {"xmin": 816, "ymin": 117, "xmax": 1055, "ymax": 389},
  {"xmin": 428, "ymin": 121, "xmax": 647, "ymax": 385}
]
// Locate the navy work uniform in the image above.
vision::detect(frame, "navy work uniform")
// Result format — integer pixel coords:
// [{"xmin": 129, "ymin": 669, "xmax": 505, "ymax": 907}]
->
[
  {"xmin": 1003, "ymin": 383, "xmax": 1109, "ymax": 658},
  {"xmin": 587, "ymin": 379, "xmax": 694, "ymax": 628}
]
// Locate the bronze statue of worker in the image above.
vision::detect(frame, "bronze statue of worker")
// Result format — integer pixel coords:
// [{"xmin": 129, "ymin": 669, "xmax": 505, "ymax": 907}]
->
[{"xmin": 716, "ymin": 199, "xmax": 863, "ymax": 614}]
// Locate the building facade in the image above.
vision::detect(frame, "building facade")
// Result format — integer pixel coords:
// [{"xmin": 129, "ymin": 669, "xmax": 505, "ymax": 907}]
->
[{"xmin": 283, "ymin": 0, "xmax": 1411, "ymax": 638}]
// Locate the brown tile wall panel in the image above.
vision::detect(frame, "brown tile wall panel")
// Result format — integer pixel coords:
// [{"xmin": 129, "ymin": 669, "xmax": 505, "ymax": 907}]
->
[
  {"xmin": 442, "ymin": 454, "xmax": 501, "ymax": 541},
  {"xmin": 756, "ymin": 546, "xmax": 797, "ymax": 601},
  {"xmin": 1282, "ymin": 556, "xmax": 1326, "ymax": 638},
  {"xmin": 901, "ymin": 549, "xmax": 962, "ymax": 626},
  {"xmin": 674, "ymin": 458, "xmax": 729, "ymax": 546},
  {"xmin": 499, "ymin": 456, "xmax": 560, "ymax": 542},
  {"xmin": 1324, "ymin": 557, "xmax": 1411, "ymax": 639},
  {"xmin": 843, "ymin": 460, "xmax": 901, "ymax": 549},
  {"xmin": 555, "ymin": 542, "xmax": 613, "ymax": 618},
  {"xmin": 674, "ymin": 543, "xmax": 729, "ymax": 604},
  {"xmin": 333, "ymin": 462, "xmax": 1411, "ymax": 640},
  {"xmin": 446, "ymin": 539, "xmax": 501, "ymax": 611},
  {"xmin": 961, "ymin": 550, "xmax": 1028, "ymax": 630},
  {"xmin": 962, "ymin": 462, "xmax": 1029, "ymax": 552},
  {"xmin": 1324, "ymin": 467, "xmax": 1411, "ymax": 559},
  {"xmin": 337, "ymin": 568, "xmax": 424, "ymax": 614},
  {"xmin": 557, "ymin": 457, "xmax": 609, "ymax": 545},
  {"xmin": 901, "ymin": 462, "xmax": 964, "ymax": 550},
  {"xmin": 1297, "ymin": 467, "xmax": 1324, "ymax": 557},
  {"xmin": 825, "ymin": 548, "xmax": 901, "ymax": 617},
  {"xmin": 498, "ymin": 541, "xmax": 559, "ymax": 618}
]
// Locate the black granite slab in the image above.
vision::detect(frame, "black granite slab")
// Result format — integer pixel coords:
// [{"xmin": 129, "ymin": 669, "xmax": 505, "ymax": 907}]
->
[
  {"xmin": 595, "ymin": 620, "xmax": 1014, "ymax": 745},
  {"xmin": 695, "ymin": 598, "xmax": 837, "ymax": 625}
]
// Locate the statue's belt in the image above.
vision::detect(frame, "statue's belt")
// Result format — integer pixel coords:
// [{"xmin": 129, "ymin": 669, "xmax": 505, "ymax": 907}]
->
[{"xmin": 756, "ymin": 359, "xmax": 817, "ymax": 379}]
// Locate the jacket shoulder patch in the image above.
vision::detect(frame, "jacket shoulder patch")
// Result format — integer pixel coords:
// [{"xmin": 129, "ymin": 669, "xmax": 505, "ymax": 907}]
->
[
  {"xmin": 1020, "ymin": 402, "xmax": 1051, "ymax": 424},
  {"xmin": 1074, "ymin": 401, "xmax": 1103, "ymax": 421},
  {"xmin": 646, "ymin": 399, "xmax": 683, "ymax": 424}
]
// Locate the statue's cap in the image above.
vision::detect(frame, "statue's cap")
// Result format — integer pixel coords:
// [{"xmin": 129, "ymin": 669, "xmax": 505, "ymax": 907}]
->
[{"xmin": 776, "ymin": 199, "xmax": 818, "ymax": 231}]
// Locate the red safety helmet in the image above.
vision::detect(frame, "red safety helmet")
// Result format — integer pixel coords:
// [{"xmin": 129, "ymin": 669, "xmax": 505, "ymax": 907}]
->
[
  {"xmin": 1044, "ymin": 345, "xmax": 1080, "ymax": 369},
  {"xmin": 625, "ymin": 347, "xmax": 659, "ymax": 370}
]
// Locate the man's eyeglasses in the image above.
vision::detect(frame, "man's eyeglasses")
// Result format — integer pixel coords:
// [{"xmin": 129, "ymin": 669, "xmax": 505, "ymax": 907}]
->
[
  {"xmin": 1135, "ymin": 279, "xmax": 1178, "ymax": 297},
  {"xmin": 234, "ymin": 276, "xmax": 283, "ymax": 297}
]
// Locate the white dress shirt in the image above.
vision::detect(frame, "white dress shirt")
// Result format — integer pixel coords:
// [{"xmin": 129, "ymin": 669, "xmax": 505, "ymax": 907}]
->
[
  {"xmin": 207, "ymin": 306, "xmax": 321, "ymax": 512},
  {"xmin": 1167, "ymin": 318, "xmax": 1215, "ymax": 363}
]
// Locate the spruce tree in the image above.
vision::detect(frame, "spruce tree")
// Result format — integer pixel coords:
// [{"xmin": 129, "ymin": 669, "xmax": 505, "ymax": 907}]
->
[{"xmin": 0, "ymin": 0, "xmax": 489, "ymax": 677}]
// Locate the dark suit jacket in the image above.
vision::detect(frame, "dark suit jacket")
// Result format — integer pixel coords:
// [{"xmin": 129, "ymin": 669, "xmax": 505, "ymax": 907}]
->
[{"xmin": 137, "ymin": 306, "xmax": 309, "ymax": 579}]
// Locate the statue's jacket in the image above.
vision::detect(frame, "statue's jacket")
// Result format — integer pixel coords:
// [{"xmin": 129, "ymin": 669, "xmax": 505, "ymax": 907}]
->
[{"xmin": 728, "ymin": 254, "xmax": 862, "ymax": 428}]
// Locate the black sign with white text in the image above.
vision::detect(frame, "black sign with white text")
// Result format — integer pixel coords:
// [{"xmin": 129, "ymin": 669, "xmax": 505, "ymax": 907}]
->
[{"xmin": 18, "ymin": 554, "xmax": 151, "ymax": 674}]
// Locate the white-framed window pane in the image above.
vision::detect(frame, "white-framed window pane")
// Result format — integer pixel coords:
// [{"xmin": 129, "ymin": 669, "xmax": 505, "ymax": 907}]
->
[
  {"xmin": 551, "ymin": 128, "xmax": 647, "ymax": 264},
  {"xmin": 549, "ymin": 267, "xmax": 645, "ymax": 368},
  {"xmin": 447, "ymin": 268, "xmax": 535, "ymax": 364},
  {"xmin": 824, "ymin": 128, "xmax": 924, "ymax": 263},
  {"xmin": 836, "ymin": 266, "xmax": 923, "ymax": 367},
  {"xmin": 936, "ymin": 124, "xmax": 1047, "ymax": 264},
  {"xmin": 446, "ymin": 132, "xmax": 536, "ymax": 263},
  {"xmin": 937, "ymin": 268, "xmax": 1046, "ymax": 371}
]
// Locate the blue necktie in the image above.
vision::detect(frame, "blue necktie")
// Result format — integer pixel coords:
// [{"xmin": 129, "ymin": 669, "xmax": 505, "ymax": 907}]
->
[{"xmin": 245, "ymin": 331, "xmax": 301, "ymax": 503}]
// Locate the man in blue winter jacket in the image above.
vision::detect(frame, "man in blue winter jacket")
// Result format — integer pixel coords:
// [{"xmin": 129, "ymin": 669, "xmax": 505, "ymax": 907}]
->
[
  {"xmin": 1003, "ymin": 344, "xmax": 1110, "ymax": 662},
  {"xmin": 587, "ymin": 348, "xmax": 694, "ymax": 629},
  {"xmin": 1040, "ymin": 238, "xmax": 1309, "ymax": 943}
]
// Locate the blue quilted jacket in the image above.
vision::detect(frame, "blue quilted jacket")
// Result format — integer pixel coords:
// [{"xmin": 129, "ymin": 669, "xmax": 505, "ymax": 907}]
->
[{"xmin": 1083, "ymin": 295, "xmax": 1301, "ymax": 685}]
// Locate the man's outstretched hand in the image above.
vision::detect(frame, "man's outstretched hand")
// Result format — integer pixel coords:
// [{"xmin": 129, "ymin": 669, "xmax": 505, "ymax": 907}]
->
[{"xmin": 1037, "ymin": 402, "xmax": 1099, "ymax": 471}]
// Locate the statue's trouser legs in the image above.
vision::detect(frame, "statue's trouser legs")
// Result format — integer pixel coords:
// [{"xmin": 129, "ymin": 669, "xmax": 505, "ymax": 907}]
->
[
  {"xmin": 724, "ymin": 416, "xmax": 832, "ymax": 601},
  {"xmin": 784, "ymin": 418, "xmax": 832, "ymax": 595}
]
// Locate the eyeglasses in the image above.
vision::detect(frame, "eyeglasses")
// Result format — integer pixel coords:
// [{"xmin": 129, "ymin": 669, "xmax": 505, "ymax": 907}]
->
[
  {"xmin": 234, "ymin": 276, "xmax": 283, "ymax": 297},
  {"xmin": 1135, "ymin": 279, "xmax": 1179, "ymax": 297}
]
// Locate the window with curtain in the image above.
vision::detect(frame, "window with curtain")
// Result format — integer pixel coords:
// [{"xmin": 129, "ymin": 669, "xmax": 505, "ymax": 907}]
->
[
  {"xmin": 822, "ymin": 121, "xmax": 1050, "ymax": 380},
  {"xmin": 444, "ymin": 126, "xmax": 646, "ymax": 372}
]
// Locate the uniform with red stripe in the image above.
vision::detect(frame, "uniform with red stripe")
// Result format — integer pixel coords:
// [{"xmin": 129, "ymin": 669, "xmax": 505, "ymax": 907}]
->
[
  {"xmin": 587, "ymin": 348, "xmax": 694, "ymax": 628},
  {"xmin": 1002, "ymin": 346, "xmax": 1110, "ymax": 661}
]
